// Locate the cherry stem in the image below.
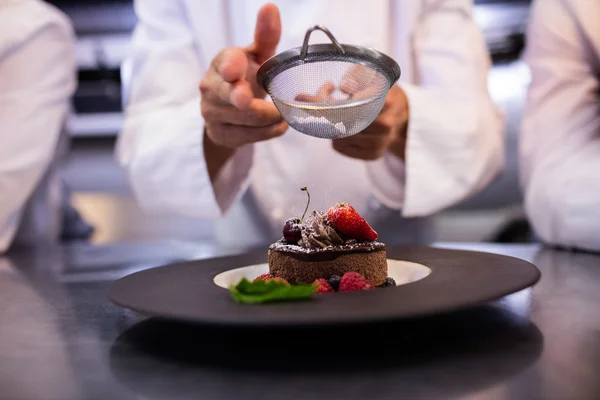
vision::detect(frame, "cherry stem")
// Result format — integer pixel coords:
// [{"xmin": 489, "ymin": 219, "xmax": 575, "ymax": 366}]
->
[{"xmin": 300, "ymin": 187, "xmax": 310, "ymax": 223}]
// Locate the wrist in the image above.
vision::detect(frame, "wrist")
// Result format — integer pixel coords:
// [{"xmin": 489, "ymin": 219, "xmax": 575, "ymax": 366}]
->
[
  {"xmin": 203, "ymin": 128, "xmax": 236, "ymax": 183},
  {"xmin": 387, "ymin": 86, "xmax": 409, "ymax": 161},
  {"xmin": 388, "ymin": 122, "xmax": 407, "ymax": 161}
]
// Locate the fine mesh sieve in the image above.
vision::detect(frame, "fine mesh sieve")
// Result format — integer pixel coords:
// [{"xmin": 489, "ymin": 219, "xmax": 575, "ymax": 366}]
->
[{"xmin": 257, "ymin": 25, "xmax": 401, "ymax": 139}]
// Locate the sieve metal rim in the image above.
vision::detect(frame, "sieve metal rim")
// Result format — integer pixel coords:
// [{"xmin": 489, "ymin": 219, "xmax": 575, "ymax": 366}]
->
[
  {"xmin": 256, "ymin": 25, "xmax": 401, "ymax": 92},
  {"xmin": 277, "ymin": 96, "xmax": 374, "ymax": 110}
]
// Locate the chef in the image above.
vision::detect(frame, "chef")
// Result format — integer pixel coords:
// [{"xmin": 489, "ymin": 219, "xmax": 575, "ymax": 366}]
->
[
  {"xmin": 118, "ymin": 1, "xmax": 504, "ymax": 249},
  {"xmin": 0, "ymin": 0, "xmax": 76, "ymax": 254},
  {"xmin": 520, "ymin": 0, "xmax": 600, "ymax": 252}
]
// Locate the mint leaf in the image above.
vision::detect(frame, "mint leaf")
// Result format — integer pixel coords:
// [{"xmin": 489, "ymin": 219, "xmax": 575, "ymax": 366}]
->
[
  {"xmin": 229, "ymin": 278, "xmax": 316, "ymax": 304},
  {"xmin": 236, "ymin": 278, "xmax": 282, "ymax": 294}
]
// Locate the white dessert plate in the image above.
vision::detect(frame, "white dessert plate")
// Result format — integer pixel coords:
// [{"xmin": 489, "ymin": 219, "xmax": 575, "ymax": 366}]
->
[{"xmin": 212, "ymin": 259, "xmax": 431, "ymax": 289}]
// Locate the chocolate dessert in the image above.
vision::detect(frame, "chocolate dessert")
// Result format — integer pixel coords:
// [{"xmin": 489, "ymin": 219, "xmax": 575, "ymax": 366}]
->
[{"xmin": 267, "ymin": 188, "xmax": 388, "ymax": 286}]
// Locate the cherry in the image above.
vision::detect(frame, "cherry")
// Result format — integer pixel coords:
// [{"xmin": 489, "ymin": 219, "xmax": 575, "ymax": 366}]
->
[
  {"xmin": 282, "ymin": 187, "xmax": 311, "ymax": 245},
  {"xmin": 283, "ymin": 218, "xmax": 302, "ymax": 244}
]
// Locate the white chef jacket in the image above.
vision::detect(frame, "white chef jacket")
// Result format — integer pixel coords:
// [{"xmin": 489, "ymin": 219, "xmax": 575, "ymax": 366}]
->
[
  {"xmin": 118, "ymin": 0, "xmax": 504, "ymax": 248},
  {"xmin": 0, "ymin": 0, "xmax": 76, "ymax": 253},
  {"xmin": 520, "ymin": 0, "xmax": 600, "ymax": 252}
]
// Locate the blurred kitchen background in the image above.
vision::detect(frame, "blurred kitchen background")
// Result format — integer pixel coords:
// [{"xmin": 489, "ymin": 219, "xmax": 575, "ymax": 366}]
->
[{"xmin": 49, "ymin": 0, "xmax": 533, "ymax": 246}]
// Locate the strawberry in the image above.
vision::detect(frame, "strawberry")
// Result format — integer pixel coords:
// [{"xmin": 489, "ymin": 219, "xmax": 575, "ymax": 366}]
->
[
  {"xmin": 325, "ymin": 202, "xmax": 378, "ymax": 242},
  {"xmin": 253, "ymin": 273, "xmax": 289, "ymax": 285},
  {"xmin": 338, "ymin": 272, "xmax": 375, "ymax": 292},
  {"xmin": 313, "ymin": 278, "xmax": 335, "ymax": 293}
]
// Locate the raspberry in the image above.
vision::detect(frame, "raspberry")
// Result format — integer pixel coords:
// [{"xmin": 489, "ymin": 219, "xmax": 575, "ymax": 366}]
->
[
  {"xmin": 313, "ymin": 278, "xmax": 335, "ymax": 293},
  {"xmin": 253, "ymin": 273, "xmax": 289, "ymax": 285},
  {"xmin": 338, "ymin": 272, "xmax": 374, "ymax": 292},
  {"xmin": 254, "ymin": 273, "xmax": 273, "ymax": 282}
]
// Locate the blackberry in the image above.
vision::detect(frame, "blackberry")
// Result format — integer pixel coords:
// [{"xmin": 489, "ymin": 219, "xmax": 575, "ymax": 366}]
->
[
  {"xmin": 383, "ymin": 277, "xmax": 396, "ymax": 287},
  {"xmin": 328, "ymin": 275, "xmax": 342, "ymax": 291}
]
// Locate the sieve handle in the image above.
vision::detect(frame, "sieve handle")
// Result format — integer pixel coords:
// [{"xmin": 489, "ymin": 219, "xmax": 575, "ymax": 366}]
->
[{"xmin": 300, "ymin": 25, "xmax": 345, "ymax": 60}]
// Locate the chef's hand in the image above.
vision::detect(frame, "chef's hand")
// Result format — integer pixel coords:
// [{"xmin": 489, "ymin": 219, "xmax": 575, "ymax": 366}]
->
[
  {"xmin": 200, "ymin": 3, "xmax": 288, "ymax": 149},
  {"xmin": 295, "ymin": 65, "xmax": 408, "ymax": 161},
  {"xmin": 332, "ymin": 85, "xmax": 408, "ymax": 161}
]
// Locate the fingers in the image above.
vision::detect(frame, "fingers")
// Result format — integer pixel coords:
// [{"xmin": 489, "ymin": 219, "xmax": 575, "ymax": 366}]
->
[
  {"xmin": 201, "ymin": 69, "xmax": 287, "ymax": 148},
  {"xmin": 200, "ymin": 78, "xmax": 253, "ymax": 109},
  {"xmin": 200, "ymin": 73, "xmax": 254, "ymax": 110},
  {"xmin": 294, "ymin": 93, "xmax": 318, "ymax": 103},
  {"xmin": 317, "ymin": 81, "xmax": 335, "ymax": 99},
  {"xmin": 331, "ymin": 115, "xmax": 392, "ymax": 160},
  {"xmin": 295, "ymin": 81, "xmax": 335, "ymax": 102},
  {"xmin": 349, "ymin": 86, "xmax": 380, "ymax": 101},
  {"xmin": 340, "ymin": 65, "xmax": 369, "ymax": 94},
  {"xmin": 214, "ymin": 48, "xmax": 248, "ymax": 83},
  {"xmin": 248, "ymin": 2, "xmax": 282, "ymax": 63},
  {"xmin": 359, "ymin": 115, "xmax": 395, "ymax": 138},
  {"xmin": 340, "ymin": 64, "xmax": 383, "ymax": 99},
  {"xmin": 229, "ymin": 80, "xmax": 253, "ymax": 109},
  {"xmin": 332, "ymin": 84, "xmax": 408, "ymax": 160},
  {"xmin": 199, "ymin": 9, "xmax": 286, "ymax": 151},
  {"xmin": 206, "ymin": 120, "xmax": 289, "ymax": 148},
  {"xmin": 201, "ymin": 98, "xmax": 283, "ymax": 127},
  {"xmin": 200, "ymin": 48, "xmax": 254, "ymax": 109},
  {"xmin": 294, "ymin": 67, "xmax": 380, "ymax": 104}
]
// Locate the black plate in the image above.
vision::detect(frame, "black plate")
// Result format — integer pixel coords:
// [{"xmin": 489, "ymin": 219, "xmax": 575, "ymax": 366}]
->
[{"xmin": 108, "ymin": 246, "xmax": 541, "ymax": 327}]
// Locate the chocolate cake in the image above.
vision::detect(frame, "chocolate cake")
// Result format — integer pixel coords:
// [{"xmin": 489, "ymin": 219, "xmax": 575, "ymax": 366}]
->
[{"xmin": 267, "ymin": 208, "xmax": 388, "ymax": 286}]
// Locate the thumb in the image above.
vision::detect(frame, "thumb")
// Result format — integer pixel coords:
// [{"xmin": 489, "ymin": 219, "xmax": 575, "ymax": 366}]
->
[{"xmin": 248, "ymin": 3, "xmax": 281, "ymax": 63}]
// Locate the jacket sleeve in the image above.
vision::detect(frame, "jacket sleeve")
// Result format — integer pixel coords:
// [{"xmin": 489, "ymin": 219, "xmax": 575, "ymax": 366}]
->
[
  {"xmin": 0, "ymin": 8, "xmax": 75, "ymax": 253},
  {"xmin": 117, "ymin": 1, "xmax": 253, "ymax": 219},
  {"xmin": 368, "ymin": 0, "xmax": 504, "ymax": 216},
  {"xmin": 520, "ymin": 0, "xmax": 600, "ymax": 252}
]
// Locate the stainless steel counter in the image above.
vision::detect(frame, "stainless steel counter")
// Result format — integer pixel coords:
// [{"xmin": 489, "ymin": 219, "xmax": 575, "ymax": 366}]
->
[{"xmin": 1, "ymin": 242, "xmax": 599, "ymax": 400}]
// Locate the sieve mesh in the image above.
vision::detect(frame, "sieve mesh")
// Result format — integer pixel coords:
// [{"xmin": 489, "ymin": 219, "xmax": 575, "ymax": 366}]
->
[{"xmin": 257, "ymin": 26, "xmax": 400, "ymax": 139}]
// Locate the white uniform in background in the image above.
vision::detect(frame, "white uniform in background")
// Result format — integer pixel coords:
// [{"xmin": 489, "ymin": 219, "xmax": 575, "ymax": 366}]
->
[
  {"xmin": 0, "ymin": 0, "xmax": 76, "ymax": 253},
  {"xmin": 521, "ymin": 0, "xmax": 600, "ymax": 252},
  {"xmin": 118, "ymin": 0, "xmax": 504, "ymax": 249}
]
